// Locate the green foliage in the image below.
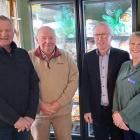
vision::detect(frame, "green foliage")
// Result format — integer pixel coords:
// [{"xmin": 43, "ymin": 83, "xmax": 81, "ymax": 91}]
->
[
  {"xmin": 54, "ymin": 5, "xmax": 75, "ymax": 38},
  {"xmin": 102, "ymin": 9, "xmax": 125, "ymax": 35}
]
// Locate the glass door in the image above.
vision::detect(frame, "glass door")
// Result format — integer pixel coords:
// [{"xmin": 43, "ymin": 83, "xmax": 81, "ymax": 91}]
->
[
  {"xmin": 83, "ymin": 0, "xmax": 132, "ymax": 53},
  {"xmin": 30, "ymin": 1, "xmax": 80, "ymax": 137},
  {"xmin": 0, "ymin": 0, "xmax": 9, "ymax": 16},
  {"xmin": 82, "ymin": 0, "xmax": 132, "ymax": 138}
]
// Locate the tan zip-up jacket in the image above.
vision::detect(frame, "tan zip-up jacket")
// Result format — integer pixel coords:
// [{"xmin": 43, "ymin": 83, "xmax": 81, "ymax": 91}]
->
[{"xmin": 29, "ymin": 49, "xmax": 79, "ymax": 117}]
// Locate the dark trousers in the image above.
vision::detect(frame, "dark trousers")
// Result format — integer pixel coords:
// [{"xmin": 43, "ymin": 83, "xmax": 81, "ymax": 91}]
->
[
  {"xmin": 124, "ymin": 129, "xmax": 140, "ymax": 140},
  {"xmin": 0, "ymin": 123, "xmax": 29, "ymax": 140},
  {"xmin": 93, "ymin": 124, "xmax": 123, "ymax": 140},
  {"xmin": 93, "ymin": 107, "xmax": 123, "ymax": 140}
]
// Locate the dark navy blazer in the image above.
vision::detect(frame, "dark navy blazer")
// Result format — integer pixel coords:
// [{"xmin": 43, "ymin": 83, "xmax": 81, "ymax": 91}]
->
[{"xmin": 81, "ymin": 47, "xmax": 130, "ymax": 125}]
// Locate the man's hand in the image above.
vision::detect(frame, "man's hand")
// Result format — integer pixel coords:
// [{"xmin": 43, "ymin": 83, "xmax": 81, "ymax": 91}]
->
[
  {"xmin": 51, "ymin": 101, "xmax": 61, "ymax": 112},
  {"xmin": 24, "ymin": 116, "xmax": 34, "ymax": 131},
  {"xmin": 14, "ymin": 117, "xmax": 31, "ymax": 132},
  {"xmin": 40, "ymin": 101, "xmax": 56, "ymax": 116},
  {"xmin": 40, "ymin": 101, "xmax": 61, "ymax": 116},
  {"xmin": 84, "ymin": 113, "xmax": 93, "ymax": 123}
]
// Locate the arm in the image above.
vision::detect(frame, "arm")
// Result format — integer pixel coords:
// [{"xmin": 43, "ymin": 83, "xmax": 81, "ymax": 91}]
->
[
  {"xmin": 56, "ymin": 54, "xmax": 79, "ymax": 108},
  {"xmin": 120, "ymin": 93, "xmax": 140, "ymax": 123},
  {"xmin": 81, "ymin": 54, "xmax": 91, "ymax": 113},
  {"xmin": 112, "ymin": 80, "xmax": 129, "ymax": 131},
  {"xmin": 112, "ymin": 62, "xmax": 127, "ymax": 113},
  {"xmin": 25, "ymin": 55, "xmax": 39, "ymax": 119},
  {"xmin": 0, "ymin": 97, "xmax": 20, "ymax": 125},
  {"xmin": 112, "ymin": 86, "xmax": 119, "ymax": 112}
]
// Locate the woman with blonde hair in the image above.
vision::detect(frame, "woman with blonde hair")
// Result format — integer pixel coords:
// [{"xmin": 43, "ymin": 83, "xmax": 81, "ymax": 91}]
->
[{"xmin": 113, "ymin": 32, "xmax": 140, "ymax": 140}]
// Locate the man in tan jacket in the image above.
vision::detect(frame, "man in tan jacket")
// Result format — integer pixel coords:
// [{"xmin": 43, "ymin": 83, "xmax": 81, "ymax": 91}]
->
[{"xmin": 29, "ymin": 26, "xmax": 79, "ymax": 140}]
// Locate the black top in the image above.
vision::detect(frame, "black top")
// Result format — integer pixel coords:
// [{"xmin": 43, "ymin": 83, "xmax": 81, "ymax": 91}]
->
[{"xmin": 0, "ymin": 42, "xmax": 39, "ymax": 125}]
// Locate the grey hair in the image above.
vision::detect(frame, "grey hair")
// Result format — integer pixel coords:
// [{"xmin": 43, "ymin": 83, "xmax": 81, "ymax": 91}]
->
[
  {"xmin": 36, "ymin": 26, "xmax": 56, "ymax": 37},
  {"xmin": 93, "ymin": 22, "xmax": 113, "ymax": 35}
]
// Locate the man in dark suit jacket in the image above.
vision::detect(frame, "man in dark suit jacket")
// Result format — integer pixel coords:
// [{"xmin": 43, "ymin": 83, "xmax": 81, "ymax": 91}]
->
[{"xmin": 81, "ymin": 22, "xmax": 130, "ymax": 140}]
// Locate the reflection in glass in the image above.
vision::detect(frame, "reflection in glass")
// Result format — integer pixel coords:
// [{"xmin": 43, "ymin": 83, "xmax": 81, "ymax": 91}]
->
[{"xmin": 84, "ymin": 0, "xmax": 132, "ymax": 53}]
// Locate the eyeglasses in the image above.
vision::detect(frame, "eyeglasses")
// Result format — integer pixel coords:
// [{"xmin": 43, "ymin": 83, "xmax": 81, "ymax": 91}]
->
[{"xmin": 94, "ymin": 33, "xmax": 110, "ymax": 38}]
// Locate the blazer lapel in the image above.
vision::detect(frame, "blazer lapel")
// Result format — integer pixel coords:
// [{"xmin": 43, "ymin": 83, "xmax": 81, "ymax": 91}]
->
[
  {"xmin": 108, "ymin": 48, "xmax": 115, "ymax": 81},
  {"xmin": 93, "ymin": 52, "xmax": 100, "ymax": 79}
]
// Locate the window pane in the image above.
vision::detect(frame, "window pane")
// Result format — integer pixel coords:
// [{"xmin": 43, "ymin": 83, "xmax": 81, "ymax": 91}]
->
[{"xmin": 83, "ymin": 0, "xmax": 132, "ymax": 53}]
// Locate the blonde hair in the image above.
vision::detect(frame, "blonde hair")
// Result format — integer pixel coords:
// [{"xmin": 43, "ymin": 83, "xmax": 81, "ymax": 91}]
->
[{"xmin": 129, "ymin": 31, "xmax": 140, "ymax": 43}]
